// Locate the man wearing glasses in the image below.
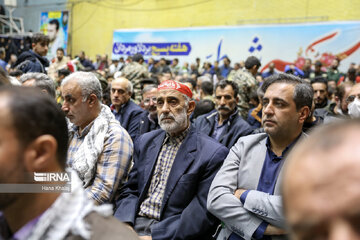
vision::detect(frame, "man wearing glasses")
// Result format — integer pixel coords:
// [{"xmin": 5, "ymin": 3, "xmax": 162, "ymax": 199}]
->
[{"xmin": 138, "ymin": 85, "xmax": 160, "ymax": 138}]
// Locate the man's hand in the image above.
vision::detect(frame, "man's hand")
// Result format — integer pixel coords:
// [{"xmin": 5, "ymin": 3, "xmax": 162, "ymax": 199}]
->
[
  {"xmin": 234, "ymin": 188, "xmax": 247, "ymax": 200},
  {"xmin": 264, "ymin": 225, "xmax": 287, "ymax": 235},
  {"xmin": 139, "ymin": 236, "xmax": 152, "ymax": 240}
]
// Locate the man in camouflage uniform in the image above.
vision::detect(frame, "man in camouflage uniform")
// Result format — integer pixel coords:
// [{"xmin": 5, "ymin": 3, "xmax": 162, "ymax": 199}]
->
[
  {"xmin": 232, "ymin": 56, "xmax": 261, "ymax": 119},
  {"xmin": 121, "ymin": 53, "xmax": 149, "ymax": 103}
]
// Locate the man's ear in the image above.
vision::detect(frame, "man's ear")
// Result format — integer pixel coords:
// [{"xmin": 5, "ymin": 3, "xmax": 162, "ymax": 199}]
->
[
  {"xmin": 31, "ymin": 43, "xmax": 36, "ymax": 49},
  {"xmin": 23, "ymin": 135, "xmax": 58, "ymax": 172},
  {"xmin": 187, "ymin": 100, "xmax": 196, "ymax": 116},
  {"xmin": 87, "ymin": 94, "xmax": 98, "ymax": 107},
  {"xmin": 298, "ymin": 106, "xmax": 310, "ymax": 123}
]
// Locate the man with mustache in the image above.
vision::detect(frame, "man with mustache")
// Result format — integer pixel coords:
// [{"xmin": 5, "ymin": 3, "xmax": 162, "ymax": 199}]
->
[
  {"xmin": 138, "ymin": 84, "xmax": 160, "ymax": 138},
  {"xmin": 195, "ymin": 80, "xmax": 253, "ymax": 149},
  {"xmin": 207, "ymin": 73, "xmax": 312, "ymax": 240},
  {"xmin": 114, "ymin": 80, "xmax": 229, "ymax": 240},
  {"xmin": 61, "ymin": 72, "xmax": 133, "ymax": 205},
  {"xmin": 110, "ymin": 76, "xmax": 144, "ymax": 142}
]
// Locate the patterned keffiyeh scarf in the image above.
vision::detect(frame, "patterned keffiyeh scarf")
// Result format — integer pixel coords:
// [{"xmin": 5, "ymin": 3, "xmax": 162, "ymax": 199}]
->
[
  {"xmin": 27, "ymin": 170, "xmax": 113, "ymax": 240},
  {"xmin": 68, "ymin": 104, "xmax": 115, "ymax": 187}
]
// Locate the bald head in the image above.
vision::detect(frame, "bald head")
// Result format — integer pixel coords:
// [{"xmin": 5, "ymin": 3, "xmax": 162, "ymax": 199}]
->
[
  {"xmin": 283, "ymin": 120, "xmax": 360, "ymax": 240},
  {"xmin": 111, "ymin": 77, "xmax": 133, "ymax": 110}
]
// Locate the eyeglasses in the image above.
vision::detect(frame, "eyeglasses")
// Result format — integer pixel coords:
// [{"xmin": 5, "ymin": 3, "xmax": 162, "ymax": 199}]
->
[
  {"xmin": 346, "ymin": 94, "xmax": 360, "ymax": 103},
  {"xmin": 143, "ymin": 97, "xmax": 157, "ymax": 105}
]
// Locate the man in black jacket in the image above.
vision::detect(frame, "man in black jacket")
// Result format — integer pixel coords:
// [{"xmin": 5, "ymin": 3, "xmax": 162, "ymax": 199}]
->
[
  {"xmin": 195, "ymin": 80, "xmax": 253, "ymax": 148},
  {"xmin": 15, "ymin": 33, "xmax": 50, "ymax": 73}
]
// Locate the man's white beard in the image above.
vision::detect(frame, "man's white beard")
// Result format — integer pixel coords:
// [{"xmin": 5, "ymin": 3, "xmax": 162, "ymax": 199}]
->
[{"xmin": 158, "ymin": 107, "xmax": 188, "ymax": 133}]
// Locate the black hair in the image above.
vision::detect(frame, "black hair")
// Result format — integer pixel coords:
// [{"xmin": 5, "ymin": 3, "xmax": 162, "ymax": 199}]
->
[
  {"xmin": 56, "ymin": 47, "xmax": 64, "ymax": 53},
  {"xmin": 0, "ymin": 86, "xmax": 68, "ymax": 169},
  {"xmin": 9, "ymin": 69, "xmax": 23, "ymax": 78},
  {"xmin": 215, "ymin": 80, "xmax": 239, "ymax": 98},
  {"xmin": 201, "ymin": 81, "xmax": 213, "ymax": 96},
  {"xmin": 311, "ymin": 77, "xmax": 328, "ymax": 86},
  {"xmin": 193, "ymin": 99, "xmax": 215, "ymax": 119},
  {"xmin": 245, "ymin": 56, "xmax": 261, "ymax": 70},
  {"xmin": 58, "ymin": 69, "xmax": 71, "ymax": 78},
  {"xmin": 49, "ymin": 19, "xmax": 60, "ymax": 31},
  {"xmin": 261, "ymin": 73, "xmax": 313, "ymax": 111}
]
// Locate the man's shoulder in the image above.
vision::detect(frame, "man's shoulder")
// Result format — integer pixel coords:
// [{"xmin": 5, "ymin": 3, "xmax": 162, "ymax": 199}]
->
[
  {"xmin": 138, "ymin": 128, "xmax": 164, "ymax": 142},
  {"xmin": 107, "ymin": 118, "xmax": 132, "ymax": 141},
  {"xmin": 236, "ymin": 132, "xmax": 267, "ymax": 146},
  {"xmin": 127, "ymin": 100, "xmax": 144, "ymax": 113},
  {"xmin": 195, "ymin": 129, "xmax": 229, "ymax": 152},
  {"xmin": 195, "ymin": 110, "xmax": 217, "ymax": 123}
]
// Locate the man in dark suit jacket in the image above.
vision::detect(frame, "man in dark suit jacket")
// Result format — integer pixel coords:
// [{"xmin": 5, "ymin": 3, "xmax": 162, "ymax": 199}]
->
[
  {"xmin": 195, "ymin": 80, "xmax": 253, "ymax": 149},
  {"xmin": 114, "ymin": 80, "xmax": 229, "ymax": 240},
  {"xmin": 111, "ymin": 77, "xmax": 144, "ymax": 142},
  {"xmin": 138, "ymin": 84, "xmax": 160, "ymax": 138}
]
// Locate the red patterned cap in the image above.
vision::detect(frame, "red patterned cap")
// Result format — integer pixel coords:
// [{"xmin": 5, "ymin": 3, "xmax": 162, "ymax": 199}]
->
[{"xmin": 158, "ymin": 80, "xmax": 192, "ymax": 98}]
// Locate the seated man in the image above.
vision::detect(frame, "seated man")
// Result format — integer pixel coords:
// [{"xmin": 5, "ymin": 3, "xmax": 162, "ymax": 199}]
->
[
  {"xmin": 138, "ymin": 84, "xmax": 160, "ymax": 137},
  {"xmin": 110, "ymin": 77, "xmax": 144, "ymax": 142},
  {"xmin": 283, "ymin": 119, "xmax": 360, "ymax": 239},
  {"xmin": 196, "ymin": 80, "xmax": 253, "ymax": 149},
  {"xmin": 207, "ymin": 73, "xmax": 312, "ymax": 240},
  {"xmin": 0, "ymin": 86, "xmax": 138, "ymax": 240},
  {"xmin": 114, "ymin": 80, "xmax": 229, "ymax": 240},
  {"xmin": 61, "ymin": 72, "xmax": 133, "ymax": 205}
]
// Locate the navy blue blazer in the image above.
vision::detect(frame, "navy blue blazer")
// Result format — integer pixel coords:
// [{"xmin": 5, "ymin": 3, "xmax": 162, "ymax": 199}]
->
[
  {"xmin": 114, "ymin": 126, "xmax": 229, "ymax": 240},
  {"xmin": 112, "ymin": 100, "xmax": 144, "ymax": 142},
  {"xmin": 195, "ymin": 110, "xmax": 253, "ymax": 149},
  {"xmin": 137, "ymin": 111, "xmax": 160, "ymax": 138}
]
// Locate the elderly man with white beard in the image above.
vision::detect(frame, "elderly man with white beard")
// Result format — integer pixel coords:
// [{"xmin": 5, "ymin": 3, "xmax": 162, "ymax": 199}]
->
[{"xmin": 114, "ymin": 80, "xmax": 229, "ymax": 240}]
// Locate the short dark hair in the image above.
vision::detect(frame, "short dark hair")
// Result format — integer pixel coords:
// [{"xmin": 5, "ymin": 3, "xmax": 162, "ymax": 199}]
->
[
  {"xmin": 32, "ymin": 32, "xmax": 50, "ymax": 45},
  {"xmin": 49, "ymin": 19, "xmax": 60, "ymax": 30},
  {"xmin": 245, "ymin": 56, "xmax": 261, "ymax": 70},
  {"xmin": 315, "ymin": 60, "xmax": 322, "ymax": 67},
  {"xmin": 336, "ymin": 82, "xmax": 354, "ymax": 101},
  {"xmin": 311, "ymin": 77, "xmax": 328, "ymax": 86},
  {"xmin": 215, "ymin": 80, "xmax": 239, "ymax": 98},
  {"xmin": 0, "ymin": 86, "xmax": 68, "ymax": 169},
  {"xmin": 58, "ymin": 69, "xmax": 71, "ymax": 78},
  {"xmin": 201, "ymin": 81, "xmax": 213, "ymax": 96},
  {"xmin": 132, "ymin": 53, "xmax": 144, "ymax": 62},
  {"xmin": 261, "ymin": 73, "xmax": 313, "ymax": 111},
  {"xmin": 9, "ymin": 69, "xmax": 23, "ymax": 78},
  {"xmin": 224, "ymin": 56, "xmax": 231, "ymax": 63},
  {"xmin": 193, "ymin": 99, "xmax": 215, "ymax": 119},
  {"xmin": 56, "ymin": 47, "xmax": 64, "ymax": 54}
]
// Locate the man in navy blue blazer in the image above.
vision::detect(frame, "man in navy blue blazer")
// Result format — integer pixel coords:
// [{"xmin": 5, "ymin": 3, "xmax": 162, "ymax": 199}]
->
[
  {"xmin": 195, "ymin": 80, "xmax": 253, "ymax": 149},
  {"xmin": 138, "ymin": 84, "xmax": 160, "ymax": 138},
  {"xmin": 110, "ymin": 77, "xmax": 144, "ymax": 142},
  {"xmin": 114, "ymin": 80, "xmax": 229, "ymax": 240}
]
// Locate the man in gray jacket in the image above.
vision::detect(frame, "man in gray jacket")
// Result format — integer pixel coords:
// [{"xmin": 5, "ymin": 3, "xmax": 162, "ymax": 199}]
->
[{"xmin": 207, "ymin": 73, "xmax": 312, "ymax": 240}]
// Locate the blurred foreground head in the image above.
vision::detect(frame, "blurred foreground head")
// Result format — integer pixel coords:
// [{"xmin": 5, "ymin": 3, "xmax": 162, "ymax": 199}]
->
[{"xmin": 283, "ymin": 119, "xmax": 360, "ymax": 240}]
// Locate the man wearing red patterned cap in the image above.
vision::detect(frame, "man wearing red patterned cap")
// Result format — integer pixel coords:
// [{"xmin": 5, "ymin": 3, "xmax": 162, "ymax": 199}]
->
[{"xmin": 115, "ymin": 80, "xmax": 229, "ymax": 240}]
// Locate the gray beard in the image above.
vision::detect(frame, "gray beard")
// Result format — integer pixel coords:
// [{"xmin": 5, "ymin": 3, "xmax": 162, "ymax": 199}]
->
[{"xmin": 158, "ymin": 108, "xmax": 188, "ymax": 133}]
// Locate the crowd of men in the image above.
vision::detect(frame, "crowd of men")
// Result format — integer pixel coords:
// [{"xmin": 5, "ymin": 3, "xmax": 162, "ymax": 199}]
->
[{"xmin": 0, "ymin": 32, "xmax": 360, "ymax": 240}]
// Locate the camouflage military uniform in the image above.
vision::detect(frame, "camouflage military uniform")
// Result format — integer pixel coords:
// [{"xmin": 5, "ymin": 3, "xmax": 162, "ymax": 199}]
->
[
  {"xmin": 232, "ymin": 69, "xmax": 258, "ymax": 119},
  {"xmin": 122, "ymin": 62, "xmax": 149, "ymax": 104}
]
